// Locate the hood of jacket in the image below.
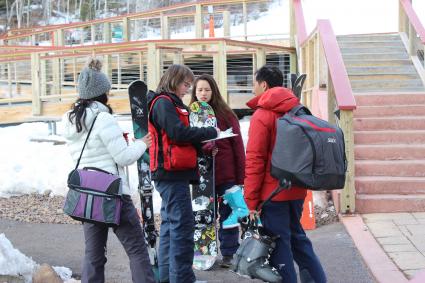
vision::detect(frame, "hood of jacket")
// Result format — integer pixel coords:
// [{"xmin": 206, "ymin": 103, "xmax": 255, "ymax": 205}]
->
[
  {"xmin": 246, "ymin": 87, "xmax": 299, "ymax": 114},
  {"xmin": 62, "ymin": 101, "xmax": 110, "ymax": 141}
]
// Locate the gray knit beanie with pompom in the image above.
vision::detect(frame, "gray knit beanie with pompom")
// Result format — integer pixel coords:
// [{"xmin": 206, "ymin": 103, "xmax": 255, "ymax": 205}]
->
[{"xmin": 77, "ymin": 59, "xmax": 111, "ymax": 99}]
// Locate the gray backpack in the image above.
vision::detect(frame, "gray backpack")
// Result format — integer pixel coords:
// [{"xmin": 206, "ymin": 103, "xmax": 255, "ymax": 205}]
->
[{"xmin": 270, "ymin": 105, "xmax": 347, "ymax": 190}]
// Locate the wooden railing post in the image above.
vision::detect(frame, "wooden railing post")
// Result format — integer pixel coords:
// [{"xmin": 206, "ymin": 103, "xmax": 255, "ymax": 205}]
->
[
  {"xmin": 327, "ymin": 76, "xmax": 355, "ymax": 213},
  {"xmin": 31, "ymin": 53, "xmax": 41, "ymax": 115},
  {"xmin": 289, "ymin": 0, "xmax": 295, "ymax": 48},
  {"xmin": 7, "ymin": 63, "xmax": 12, "ymax": 99},
  {"xmin": 340, "ymin": 109, "xmax": 356, "ymax": 213},
  {"xmin": 195, "ymin": 4, "xmax": 204, "ymax": 39},
  {"xmin": 103, "ymin": 22, "xmax": 112, "ymax": 79},
  {"xmin": 147, "ymin": 43, "xmax": 160, "ymax": 90},
  {"xmin": 139, "ymin": 52, "xmax": 144, "ymax": 81},
  {"xmin": 52, "ymin": 57, "xmax": 61, "ymax": 96},
  {"xmin": 399, "ymin": 1, "xmax": 406, "ymax": 33},
  {"xmin": 408, "ymin": 23, "xmax": 416, "ymax": 55},
  {"xmin": 123, "ymin": 17, "xmax": 130, "ymax": 42},
  {"xmin": 91, "ymin": 24, "xmax": 96, "ymax": 45},
  {"xmin": 242, "ymin": 1, "xmax": 248, "ymax": 40},
  {"xmin": 161, "ymin": 13, "xmax": 170, "ymax": 40},
  {"xmin": 173, "ymin": 52, "xmax": 183, "ymax": 65},
  {"xmin": 104, "ymin": 22, "xmax": 111, "ymax": 44},
  {"xmin": 215, "ymin": 41, "xmax": 228, "ymax": 102},
  {"xmin": 103, "ymin": 54, "xmax": 112, "ymax": 81},
  {"xmin": 223, "ymin": 11, "xmax": 230, "ymax": 37},
  {"xmin": 117, "ymin": 54, "xmax": 122, "ymax": 88},
  {"xmin": 255, "ymin": 48, "xmax": 266, "ymax": 71}
]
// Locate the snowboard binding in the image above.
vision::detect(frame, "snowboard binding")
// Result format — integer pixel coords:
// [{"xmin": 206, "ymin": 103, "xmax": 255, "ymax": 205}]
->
[
  {"xmin": 231, "ymin": 180, "xmax": 292, "ymax": 283},
  {"xmin": 232, "ymin": 216, "xmax": 282, "ymax": 283}
]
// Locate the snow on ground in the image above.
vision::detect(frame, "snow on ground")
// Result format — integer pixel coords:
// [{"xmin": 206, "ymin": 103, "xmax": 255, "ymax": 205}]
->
[
  {"xmin": 0, "ymin": 233, "xmax": 73, "ymax": 282},
  {"xmin": 0, "ymin": 233, "xmax": 37, "ymax": 282}
]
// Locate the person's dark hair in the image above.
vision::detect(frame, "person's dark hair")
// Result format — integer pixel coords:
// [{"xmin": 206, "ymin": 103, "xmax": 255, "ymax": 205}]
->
[
  {"xmin": 190, "ymin": 74, "xmax": 237, "ymax": 124},
  {"xmin": 68, "ymin": 94, "xmax": 113, "ymax": 133},
  {"xmin": 156, "ymin": 64, "xmax": 194, "ymax": 94},
  {"xmin": 255, "ymin": 65, "xmax": 283, "ymax": 88}
]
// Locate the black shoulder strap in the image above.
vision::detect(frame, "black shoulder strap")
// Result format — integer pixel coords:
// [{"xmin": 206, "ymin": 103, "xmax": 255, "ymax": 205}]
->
[
  {"xmin": 75, "ymin": 115, "xmax": 98, "ymax": 170},
  {"xmin": 289, "ymin": 104, "xmax": 312, "ymax": 116}
]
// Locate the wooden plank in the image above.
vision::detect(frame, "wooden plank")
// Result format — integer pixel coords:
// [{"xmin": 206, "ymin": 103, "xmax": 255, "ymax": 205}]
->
[
  {"xmin": 0, "ymin": 97, "xmax": 131, "ymax": 124},
  {"xmin": 340, "ymin": 109, "xmax": 355, "ymax": 214}
]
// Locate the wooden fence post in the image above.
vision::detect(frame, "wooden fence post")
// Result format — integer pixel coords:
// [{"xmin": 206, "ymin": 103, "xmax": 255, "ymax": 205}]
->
[
  {"xmin": 195, "ymin": 4, "xmax": 204, "ymax": 39},
  {"xmin": 31, "ymin": 53, "xmax": 41, "ymax": 115}
]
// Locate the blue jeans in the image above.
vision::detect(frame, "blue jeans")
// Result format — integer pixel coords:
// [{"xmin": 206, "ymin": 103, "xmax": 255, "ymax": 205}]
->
[
  {"xmin": 216, "ymin": 182, "xmax": 240, "ymax": 256},
  {"xmin": 261, "ymin": 199, "xmax": 327, "ymax": 283},
  {"xmin": 155, "ymin": 180, "xmax": 195, "ymax": 283}
]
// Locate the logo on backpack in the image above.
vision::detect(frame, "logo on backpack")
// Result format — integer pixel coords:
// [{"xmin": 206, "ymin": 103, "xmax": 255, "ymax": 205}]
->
[{"xmin": 270, "ymin": 105, "xmax": 347, "ymax": 191}]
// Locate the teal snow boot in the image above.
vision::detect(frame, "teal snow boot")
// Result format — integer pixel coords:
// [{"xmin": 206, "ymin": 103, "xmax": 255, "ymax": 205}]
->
[{"xmin": 222, "ymin": 185, "xmax": 250, "ymax": 229}]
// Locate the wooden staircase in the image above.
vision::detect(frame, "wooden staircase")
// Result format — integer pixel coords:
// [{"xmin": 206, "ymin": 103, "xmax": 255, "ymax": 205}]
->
[{"xmin": 338, "ymin": 33, "xmax": 425, "ymax": 213}]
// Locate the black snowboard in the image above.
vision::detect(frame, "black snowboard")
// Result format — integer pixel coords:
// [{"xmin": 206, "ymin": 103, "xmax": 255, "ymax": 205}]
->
[{"xmin": 128, "ymin": 80, "xmax": 159, "ymax": 282}]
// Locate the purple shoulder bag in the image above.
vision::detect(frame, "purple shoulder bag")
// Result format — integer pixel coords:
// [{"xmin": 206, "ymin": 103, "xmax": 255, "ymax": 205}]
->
[{"xmin": 63, "ymin": 115, "xmax": 123, "ymax": 226}]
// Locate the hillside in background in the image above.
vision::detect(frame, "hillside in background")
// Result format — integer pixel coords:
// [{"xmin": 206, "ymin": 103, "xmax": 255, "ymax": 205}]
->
[
  {"xmin": 0, "ymin": 0, "xmax": 272, "ymax": 33},
  {"xmin": 0, "ymin": 0, "xmax": 195, "ymax": 32}
]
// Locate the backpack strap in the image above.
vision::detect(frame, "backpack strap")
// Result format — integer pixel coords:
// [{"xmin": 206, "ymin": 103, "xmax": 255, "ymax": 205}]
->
[
  {"xmin": 289, "ymin": 104, "xmax": 312, "ymax": 116},
  {"xmin": 149, "ymin": 94, "xmax": 181, "ymax": 169},
  {"xmin": 149, "ymin": 94, "xmax": 173, "ymax": 115}
]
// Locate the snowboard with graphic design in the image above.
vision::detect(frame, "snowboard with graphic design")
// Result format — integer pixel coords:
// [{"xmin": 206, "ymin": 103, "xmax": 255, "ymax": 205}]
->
[{"xmin": 189, "ymin": 101, "xmax": 218, "ymax": 270}]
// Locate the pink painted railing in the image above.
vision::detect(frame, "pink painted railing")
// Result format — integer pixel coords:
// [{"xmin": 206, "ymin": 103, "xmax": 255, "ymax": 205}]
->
[
  {"xmin": 315, "ymin": 20, "xmax": 356, "ymax": 110},
  {"xmin": 292, "ymin": 0, "xmax": 307, "ymax": 47},
  {"xmin": 399, "ymin": 0, "xmax": 425, "ymax": 43},
  {"xmin": 292, "ymin": 0, "xmax": 356, "ymax": 213}
]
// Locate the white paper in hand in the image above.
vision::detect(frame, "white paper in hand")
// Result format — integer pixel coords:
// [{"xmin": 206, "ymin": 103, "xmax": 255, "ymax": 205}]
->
[{"xmin": 202, "ymin": 127, "xmax": 238, "ymax": 143}]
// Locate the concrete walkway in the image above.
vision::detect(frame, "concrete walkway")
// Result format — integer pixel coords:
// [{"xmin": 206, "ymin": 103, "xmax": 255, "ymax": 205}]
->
[
  {"xmin": 0, "ymin": 219, "xmax": 374, "ymax": 283},
  {"xmin": 341, "ymin": 213, "xmax": 425, "ymax": 283}
]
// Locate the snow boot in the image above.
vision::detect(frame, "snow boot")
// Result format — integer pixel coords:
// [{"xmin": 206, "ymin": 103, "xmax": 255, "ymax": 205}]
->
[
  {"xmin": 222, "ymin": 185, "xmax": 249, "ymax": 229},
  {"xmin": 232, "ymin": 231, "xmax": 282, "ymax": 283}
]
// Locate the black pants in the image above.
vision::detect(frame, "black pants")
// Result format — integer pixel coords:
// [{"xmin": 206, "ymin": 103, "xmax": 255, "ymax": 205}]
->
[{"xmin": 82, "ymin": 195, "xmax": 155, "ymax": 283}]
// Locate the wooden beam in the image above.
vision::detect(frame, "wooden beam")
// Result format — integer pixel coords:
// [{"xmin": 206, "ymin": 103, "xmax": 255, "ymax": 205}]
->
[
  {"xmin": 147, "ymin": 43, "xmax": 160, "ymax": 90},
  {"xmin": 255, "ymin": 48, "xmax": 266, "ymax": 70},
  {"xmin": 340, "ymin": 109, "xmax": 355, "ymax": 213},
  {"xmin": 91, "ymin": 24, "xmax": 96, "ymax": 45},
  {"xmin": 216, "ymin": 41, "xmax": 228, "ymax": 102},
  {"xmin": 173, "ymin": 51, "xmax": 183, "ymax": 65},
  {"xmin": 31, "ymin": 53, "xmax": 41, "ymax": 115},
  {"xmin": 242, "ymin": 1, "xmax": 248, "ymax": 41},
  {"xmin": 195, "ymin": 4, "xmax": 204, "ymax": 39},
  {"xmin": 52, "ymin": 58, "xmax": 61, "ymax": 96},
  {"xmin": 139, "ymin": 52, "xmax": 144, "ymax": 81},
  {"xmin": 104, "ymin": 22, "xmax": 111, "ymax": 44},
  {"xmin": 223, "ymin": 11, "xmax": 230, "ymax": 37},
  {"xmin": 289, "ymin": 0, "xmax": 295, "ymax": 48},
  {"xmin": 122, "ymin": 17, "xmax": 130, "ymax": 42},
  {"xmin": 161, "ymin": 13, "xmax": 170, "ymax": 40}
]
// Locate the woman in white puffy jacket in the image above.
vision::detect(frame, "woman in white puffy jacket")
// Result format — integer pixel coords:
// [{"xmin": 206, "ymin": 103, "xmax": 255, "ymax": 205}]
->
[{"xmin": 62, "ymin": 59, "xmax": 154, "ymax": 283}]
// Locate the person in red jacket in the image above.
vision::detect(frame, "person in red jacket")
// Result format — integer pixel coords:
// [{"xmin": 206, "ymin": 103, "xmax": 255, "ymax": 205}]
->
[
  {"xmin": 190, "ymin": 74, "xmax": 247, "ymax": 268},
  {"xmin": 244, "ymin": 66, "xmax": 326, "ymax": 283}
]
